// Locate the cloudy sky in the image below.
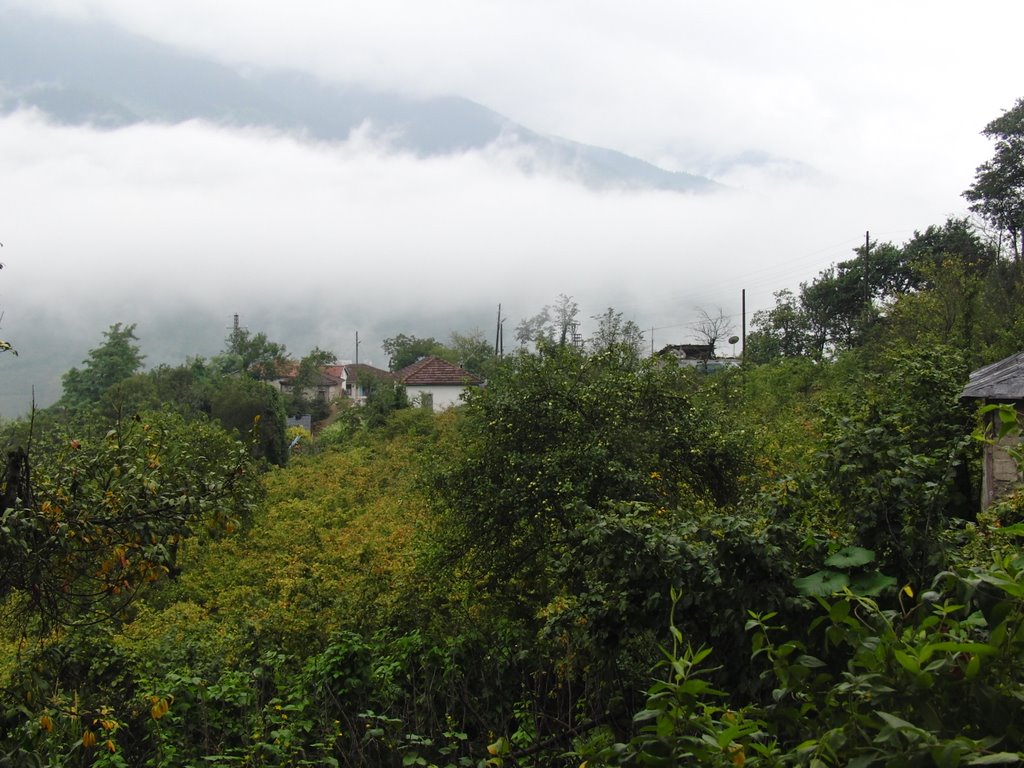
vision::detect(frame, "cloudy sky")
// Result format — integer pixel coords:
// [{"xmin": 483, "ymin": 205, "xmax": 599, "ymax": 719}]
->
[{"xmin": 1, "ymin": 0, "xmax": 1022, "ymax": 414}]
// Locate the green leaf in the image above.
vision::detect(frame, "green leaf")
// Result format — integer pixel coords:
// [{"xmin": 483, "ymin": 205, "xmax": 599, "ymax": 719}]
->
[
  {"xmin": 995, "ymin": 523, "xmax": 1024, "ymax": 537},
  {"xmin": 876, "ymin": 711, "xmax": 919, "ymax": 731},
  {"xmin": 965, "ymin": 654, "xmax": 982, "ymax": 680},
  {"xmin": 893, "ymin": 650, "xmax": 920, "ymax": 674},
  {"xmin": 794, "ymin": 570, "xmax": 850, "ymax": 596},
  {"xmin": 925, "ymin": 642, "xmax": 999, "ymax": 657},
  {"xmin": 851, "ymin": 570, "xmax": 897, "ymax": 596},
  {"xmin": 825, "ymin": 546, "xmax": 876, "ymax": 568},
  {"xmin": 965, "ymin": 753, "xmax": 1024, "ymax": 764},
  {"xmin": 796, "ymin": 654, "xmax": 827, "ymax": 668}
]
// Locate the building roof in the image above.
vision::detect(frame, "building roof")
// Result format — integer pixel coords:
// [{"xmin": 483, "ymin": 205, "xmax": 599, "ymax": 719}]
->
[
  {"xmin": 961, "ymin": 351, "xmax": 1024, "ymax": 400},
  {"xmin": 657, "ymin": 343, "xmax": 714, "ymax": 359},
  {"xmin": 275, "ymin": 361, "xmax": 343, "ymax": 386},
  {"xmin": 395, "ymin": 356, "xmax": 484, "ymax": 386},
  {"xmin": 342, "ymin": 363, "xmax": 395, "ymax": 382}
]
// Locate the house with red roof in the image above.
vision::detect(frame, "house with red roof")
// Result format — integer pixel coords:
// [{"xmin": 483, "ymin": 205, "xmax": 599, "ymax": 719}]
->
[
  {"xmin": 274, "ymin": 356, "xmax": 483, "ymax": 414},
  {"xmin": 273, "ymin": 362, "xmax": 346, "ymax": 404},
  {"xmin": 394, "ymin": 356, "xmax": 484, "ymax": 411},
  {"xmin": 339, "ymin": 363, "xmax": 395, "ymax": 404}
]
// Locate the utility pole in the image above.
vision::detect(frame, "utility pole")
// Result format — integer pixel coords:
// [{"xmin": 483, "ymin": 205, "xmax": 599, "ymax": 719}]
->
[
  {"xmin": 741, "ymin": 289, "xmax": 746, "ymax": 358},
  {"xmin": 864, "ymin": 230, "xmax": 871, "ymax": 307},
  {"xmin": 355, "ymin": 331, "xmax": 360, "ymax": 366},
  {"xmin": 495, "ymin": 304, "xmax": 504, "ymax": 356}
]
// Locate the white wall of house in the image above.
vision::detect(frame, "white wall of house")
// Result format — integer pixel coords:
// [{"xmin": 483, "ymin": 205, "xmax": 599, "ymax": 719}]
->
[{"xmin": 408, "ymin": 385, "xmax": 468, "ymax": 412}]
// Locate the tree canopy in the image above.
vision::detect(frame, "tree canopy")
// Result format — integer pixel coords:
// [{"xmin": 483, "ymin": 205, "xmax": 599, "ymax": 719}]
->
[
  {"xmin": 964, "ymin": 96, "xmax": 1024, "ymax": 259},
  {"xmin": 60, "ymin": 323, "xmax": 144, "ymax": 408},
  {"xmin": 381, "ymin": 333, "xmax": 446, "ymax": 371},
  {"xmin": 214, "ymin": 325, "xmax": 289, "ymax": 380}
]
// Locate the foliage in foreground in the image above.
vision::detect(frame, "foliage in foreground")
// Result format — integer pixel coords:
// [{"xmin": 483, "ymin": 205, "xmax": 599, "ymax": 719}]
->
[
  {"xmin": 0, "ymin": 410, "xmax": 263, "ymax": 632},
  {"xmin": 580, "ymin": 548, "xmax": 1024, "ymax": 767}
]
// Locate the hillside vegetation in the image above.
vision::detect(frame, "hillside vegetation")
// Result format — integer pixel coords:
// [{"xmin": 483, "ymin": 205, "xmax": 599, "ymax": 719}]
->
[{"xmin": 3, "ymin": 99, "xmax": 1024, "ymax": 766}]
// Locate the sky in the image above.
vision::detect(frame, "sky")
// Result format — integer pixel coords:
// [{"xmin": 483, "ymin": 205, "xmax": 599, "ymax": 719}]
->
[{"xmin": 1, "ymin": 0, "xmax": 1022, "ymax": 415}]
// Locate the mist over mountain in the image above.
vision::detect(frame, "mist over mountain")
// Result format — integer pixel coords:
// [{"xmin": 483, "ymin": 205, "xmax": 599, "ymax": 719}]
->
[
  {"xmin": 0, "ymin": 7, "xmax": 717, "ymax": 194},
  {"xmin": 0, "ymin": 3, "xmax": 1003, "ymax": 421}
]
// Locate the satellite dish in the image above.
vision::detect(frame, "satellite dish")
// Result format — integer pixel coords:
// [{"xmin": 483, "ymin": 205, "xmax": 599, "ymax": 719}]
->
[{"xmin": 728, "ymin": 336, "xmax": 739, "ymax": 345}]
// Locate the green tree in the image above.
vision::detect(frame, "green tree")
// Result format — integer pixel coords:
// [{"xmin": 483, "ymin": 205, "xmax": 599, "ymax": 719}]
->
[
  {"xmin": 746, "ymin": 289, "xmax": 810, "ymax": 362},
  {"xmin": 432, "ymin": 345, "xmax": 748, "ymax": 593},
  {"xmin": 215, "ymin": 325, "xmax": 288, "ymax": 380},
  {"xmin": 287, "ymin": 347, "xmax": 338, "ymax": 421},
  {"xmin": 800, "ymin": 263, "xmax": 873, "ymax": 357},
  {"xmin": 514, "ymin": 293, "xmax": 580, "ymax": 349},
  {"xmin": 589, "ymin": 307, "xmax": 645, "ymax": 360},
  {"xmin": 964, "ymin": 97, "xmax": 1024, "ymax": 260},
  {"xmin": 803, "ymin": 346, "xmax": 976, "ymax": 585},
  {"xmin": 381, "ymin": 333, "xmax": 445, "ymax": 371},
  {"xmin": 363, "ymin": 379, "xmax": 409, "ymax": 428},
  {"xmin": 882, "ymin": 257, "xmax": 986, "ymax": 353},
  {"xmin": 60, "ymin": 322, "xmax": 145, "ymax": 409},
  {"xmin": 0, "ymin": 410, "xmax": 263, "ymax": 629},
  {"xmin": 901, "ymin": 216, "xmax": 996, "ymax": 280},
  {"xmin": 201, "ymin": 374, "xmax": 289, "ymax": 465},
  {"xmin": 443, "ymin": 329, "xmax": 498, "ymax": 379}
]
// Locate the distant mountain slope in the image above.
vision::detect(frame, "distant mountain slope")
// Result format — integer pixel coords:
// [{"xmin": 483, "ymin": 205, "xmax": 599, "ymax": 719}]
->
[{"xmin": 0, "ymin": 7, "xmax": 718, "ymax": 193}]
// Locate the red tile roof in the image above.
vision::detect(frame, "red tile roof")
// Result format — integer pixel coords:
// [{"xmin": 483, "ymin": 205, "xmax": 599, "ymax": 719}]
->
[
  {"xmin": 395, "ymin": 356, "xmax": 484, "ymax": 386},
  {"xmin": 276, "ymin": 361, "xmax": 344, "ymax": 386}
]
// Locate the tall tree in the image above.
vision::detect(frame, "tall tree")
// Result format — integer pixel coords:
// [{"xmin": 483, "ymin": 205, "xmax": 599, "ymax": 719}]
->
[
  {"xmin": 60, "ymin": 323, "xmax": 145, "ymax": 408},
  {"xmin": 901, "ymin": 217, "xmax": 996, "ymax": 279},
  {"xmin": 964, "ymin": 97, "xmax": 1024, "ymax": 260},
  {"xmin": 444, "ymin": 329, "xmax": 497, "ymax": 379},
  {"xmin": 215, "ymin": 326, "xmax": 288, "ymax": 380},
  {"xmin": 746, "ymin": 289, "xmax": 809, "ymax": 362},
  {"xmin": 514, "ymin": 294, "xmax": 580, "ymax": 349},
  {"xmin": 381, "ymin": 334, "xmax": 445, "ymax": 371},
  {"xmin": 589, "ymin": 307, "xmax": 645, "ymax": 360},
  {"xmin": 800, "ymin": 263, "xmax": 874, "ymax": 357}
]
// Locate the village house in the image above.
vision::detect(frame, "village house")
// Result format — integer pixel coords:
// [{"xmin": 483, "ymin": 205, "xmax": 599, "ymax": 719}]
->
[
  {"xmin": 274, "ymin": 356, "xmax": 483, "ymax": 414},
  {"xmin": 961, "ymin": 351, "xmax": 1024, "ymax": 508},
  {"xmin": 656, "ymin": 343, "xmax": 741, "ymax": 372},
  {"xmin": 394, "ymin": 355, "xmax": 485, "ymax": 411}
]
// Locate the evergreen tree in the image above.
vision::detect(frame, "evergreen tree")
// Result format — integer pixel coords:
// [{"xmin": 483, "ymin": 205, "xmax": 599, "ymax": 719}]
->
[{"xmin": 60, "ymin": 323, "xmax": 144, "ymax": 409}]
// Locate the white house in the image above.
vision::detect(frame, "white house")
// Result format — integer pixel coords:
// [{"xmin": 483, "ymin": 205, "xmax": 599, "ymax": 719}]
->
[{"xmin": 394, "ymin": 356, "xmax": 484, "ymax": 411}]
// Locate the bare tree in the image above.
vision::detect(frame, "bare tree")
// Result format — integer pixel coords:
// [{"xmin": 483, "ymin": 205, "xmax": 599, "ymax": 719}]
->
[
  {"xmin": 515, "ymin": 294, "xmax": 580, "ymax": 349},
  {"xmin": 692, "ymin": 307, "xmax": 733, "ymax": 358}
]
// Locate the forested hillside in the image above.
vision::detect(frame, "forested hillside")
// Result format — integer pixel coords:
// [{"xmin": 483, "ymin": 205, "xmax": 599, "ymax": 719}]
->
[{"xmin": 3, "ymin": 100, "xmax": 1024, "ymax": 767}]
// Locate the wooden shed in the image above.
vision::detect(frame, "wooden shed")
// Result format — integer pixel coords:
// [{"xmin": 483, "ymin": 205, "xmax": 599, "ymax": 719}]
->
[{"xmin": 961, "ymin": 351, "xmax": 1024, "ymax": 508}]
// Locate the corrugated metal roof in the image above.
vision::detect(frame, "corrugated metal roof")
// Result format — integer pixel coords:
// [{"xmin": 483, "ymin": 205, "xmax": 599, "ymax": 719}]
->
[{"xmin": 962, "ymin": 351, "xmax": 1024, "ymax": 400}]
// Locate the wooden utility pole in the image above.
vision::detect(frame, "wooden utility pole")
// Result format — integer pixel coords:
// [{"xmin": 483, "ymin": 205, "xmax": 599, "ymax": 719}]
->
[
  {"xmin": 495, "ymin": 304, "xmax": 504, "ymax": 356},
  {"xmin": 355, "ymin": 331, "xmax": 360, "ymax": 366},
  {"xmin": 741, "ymin": 289, "xmax": 746, "ymax": 358},
  {"xmin": 864, "ymin": 230, "xmax": 871, "ymax": 306}
]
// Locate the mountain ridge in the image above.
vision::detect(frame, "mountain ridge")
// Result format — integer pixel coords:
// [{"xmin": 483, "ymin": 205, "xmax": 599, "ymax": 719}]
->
[{"xmin": 0, "ymin": 7, "xmax": 719, "ymax": 193}]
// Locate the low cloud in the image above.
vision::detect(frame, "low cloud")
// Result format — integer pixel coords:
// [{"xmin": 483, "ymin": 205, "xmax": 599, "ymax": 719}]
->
[{"xmin": 0, "ymin": 106, "xmax": 974, "ymax": 415}]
